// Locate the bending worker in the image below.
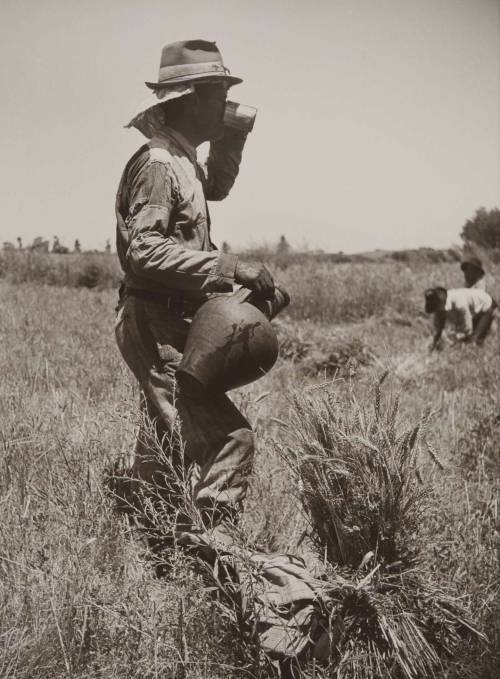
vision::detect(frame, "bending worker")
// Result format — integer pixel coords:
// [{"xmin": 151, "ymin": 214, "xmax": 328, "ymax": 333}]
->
[
  {"xmin": 425, "ymin": 286, "xmax": 497, "ymax": 350},
  {"xmin": 115, "ymin": 40, "xmax": 275, "ymax": 530}
]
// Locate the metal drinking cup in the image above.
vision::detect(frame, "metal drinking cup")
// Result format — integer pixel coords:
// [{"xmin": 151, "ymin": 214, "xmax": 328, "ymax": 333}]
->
[{"xmin": 223, "ymin": 101, "xmax": 257, "ymax": 133}]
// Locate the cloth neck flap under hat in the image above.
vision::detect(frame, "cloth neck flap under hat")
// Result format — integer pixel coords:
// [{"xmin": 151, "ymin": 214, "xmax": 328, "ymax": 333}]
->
[{"xmin": 126, "ymin": 39, "xmax": 242, "ymax": 138}]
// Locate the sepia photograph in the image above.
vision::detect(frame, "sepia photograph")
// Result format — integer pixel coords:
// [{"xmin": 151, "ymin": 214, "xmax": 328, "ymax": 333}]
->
[{"xmin": 0, "ymin": 1, "xmax": 499, "ymax": 677}]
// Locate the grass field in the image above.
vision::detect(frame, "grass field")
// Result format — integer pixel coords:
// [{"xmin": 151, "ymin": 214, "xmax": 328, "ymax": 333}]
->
[{"xmin": 0, "ymin": 257, "xmax": 498, "ymax": 677}]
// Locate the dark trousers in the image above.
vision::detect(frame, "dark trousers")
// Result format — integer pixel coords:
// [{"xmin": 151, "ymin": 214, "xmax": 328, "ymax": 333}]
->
[
  {"xmin": 114, "ymin": 296, "xmax": 255, "ymax": 514},
  {"xmin": 472, "ymin": 299, "xmax": 497, "ymax": 345}
]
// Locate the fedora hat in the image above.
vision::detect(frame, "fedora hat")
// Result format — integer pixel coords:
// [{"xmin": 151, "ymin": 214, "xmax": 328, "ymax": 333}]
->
[{"xmin": 145, "ymin": 39, "xmax": 242, "ymax": 89}]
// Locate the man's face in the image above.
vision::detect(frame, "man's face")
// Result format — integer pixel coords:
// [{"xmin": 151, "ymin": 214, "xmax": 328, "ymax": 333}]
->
[
  {"xmin": 463, "ymin": 265, "xmax": 481, "ymax": 286},
  {"xmin": 193, "ymin": 81, "xmax": 229, "ymax": 141}
]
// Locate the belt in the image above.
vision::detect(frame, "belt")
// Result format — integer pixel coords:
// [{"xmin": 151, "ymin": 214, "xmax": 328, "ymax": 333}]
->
[{"xmin": 124, "ymin": 287, "xmax": 203, "ymax": 317}]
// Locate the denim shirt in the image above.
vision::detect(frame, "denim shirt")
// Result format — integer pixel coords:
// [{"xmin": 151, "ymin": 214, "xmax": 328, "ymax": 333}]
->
[{"xmin": 116, "ymin": 126, "xmax": 245, "ymax": 299}]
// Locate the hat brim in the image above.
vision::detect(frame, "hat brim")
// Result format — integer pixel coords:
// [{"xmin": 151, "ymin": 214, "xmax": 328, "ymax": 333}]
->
[
  {"xmin": 145, "ymin": 72, "xmax": 242, "ymax": 90},
  {"xmin": 125, "ymin": 83, "xmax": 195, "ymax": 134}
]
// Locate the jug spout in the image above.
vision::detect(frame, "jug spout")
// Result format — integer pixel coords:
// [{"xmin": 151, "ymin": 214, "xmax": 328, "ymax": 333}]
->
[{"xmin": 245, "ymin": 286, "xmax": 290, "ymax": 320}]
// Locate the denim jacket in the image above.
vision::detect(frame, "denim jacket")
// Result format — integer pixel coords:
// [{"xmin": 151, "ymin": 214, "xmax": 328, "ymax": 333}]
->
[{"xmin": 116, "ymin": 127, "xmax": 245, "ymax": 299}]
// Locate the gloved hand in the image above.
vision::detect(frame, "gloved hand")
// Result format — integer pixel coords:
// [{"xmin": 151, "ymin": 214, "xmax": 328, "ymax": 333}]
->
[{"xmin": 234, "ymin": 260, "xmax": 275, "ymax": 300}]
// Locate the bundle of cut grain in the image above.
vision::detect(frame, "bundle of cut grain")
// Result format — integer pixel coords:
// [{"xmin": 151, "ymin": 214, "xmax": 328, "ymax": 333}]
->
[{"xmin": 281, "ymin": 375, "xmax": 485, "ymax": 678}]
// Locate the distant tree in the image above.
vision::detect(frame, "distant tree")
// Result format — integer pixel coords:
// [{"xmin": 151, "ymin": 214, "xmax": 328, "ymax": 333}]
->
[
  {"xmin": 52, "ymin": 236, "xmax": 69, "ymax": 254},
  {"xmin": 74, "ymin": 239, "xmax": 81, "ymax": 253},
  {"xmin": 30, "ymin": 237, "xmax": 50, "ymax": 252},
  {"xmin": 276, "ymin": 235, "xmax": 291, "ymax": 256},
  {"xmin": 17, "ymin": 237, "xmax": 23, "ymax": 249},
  {"xmin": 221, "ymin": 240, "xmax": 231, "ymax": 254},
  {"xmin": 105, "ymin": 239, "xmax": 111, "ymax": 254},
  {"xmin": 460, "ymin": 207, "xmax": 500, "ymax": 249}
]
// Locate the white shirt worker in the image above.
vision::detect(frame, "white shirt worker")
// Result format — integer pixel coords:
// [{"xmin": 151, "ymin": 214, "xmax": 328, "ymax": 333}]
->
[{"xmin": 441, "ymin": 288, "xmax": 494, "ymax": 339}]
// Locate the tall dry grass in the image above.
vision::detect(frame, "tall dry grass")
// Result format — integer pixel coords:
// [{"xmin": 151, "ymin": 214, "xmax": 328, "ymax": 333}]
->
[
  {"xmin": 279, "ymin": 380, "xmax": 487, "ymax": 677},
  {"xmin": 3, "ymin": 249, "xmax": 498, "ymax": 323},
  {"xmin": 0, "ymin": 251, "xmax": 121, "ymax": 289},
  {"xmin": 0, "ymin": 252, "xmax": 499, "ymax": 676},
  {"xmin": 274, "ymin": 259, "xmax": 500, "ymax": 323},
  {"xmin": 0, "ymin": 283, "xmax": 245, "ymax": 678}
]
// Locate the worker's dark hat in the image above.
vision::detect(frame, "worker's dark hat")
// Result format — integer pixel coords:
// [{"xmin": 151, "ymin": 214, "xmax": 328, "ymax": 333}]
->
[
  {"xmin": 145, "ymin": 40, "xmax": 242, "ymax": 90},
  {"xmin": 424, "ymin": 286, "xmax": 447, "ymax": 312},
  {"xmin": 424, "ymin": 287, "xmax": 445, "ymax": 301},
  {"xmin": 460, "ymin": 257, "xmax": 484, "ymax": 275}
]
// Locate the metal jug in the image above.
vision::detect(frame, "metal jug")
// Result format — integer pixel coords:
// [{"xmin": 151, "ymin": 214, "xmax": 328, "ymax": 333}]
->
[{"xmin": 176, "ymin": 287, "xmax": 289, "ymax": 399}]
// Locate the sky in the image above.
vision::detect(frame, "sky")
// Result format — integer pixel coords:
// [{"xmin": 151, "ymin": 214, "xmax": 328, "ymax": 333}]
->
[{"xmin": 1, "ymin": 0, "xmax": 499, "ymax": 253}]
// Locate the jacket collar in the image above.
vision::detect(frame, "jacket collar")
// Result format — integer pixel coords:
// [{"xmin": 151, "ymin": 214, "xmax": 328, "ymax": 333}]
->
[{"xmin": 151, "ymin": 127, "xmax": 197, "ymax": 163}]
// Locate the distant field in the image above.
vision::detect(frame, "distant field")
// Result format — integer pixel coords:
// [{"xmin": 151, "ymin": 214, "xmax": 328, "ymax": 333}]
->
[
  {"xmin": 0, "ymin": 245, "xmax": 461, "ymax": 292},
  {"xmin": 0, "ymin": 251, "xmax": 122, "ymax": 289},
  {"xmin": 0, "ymin": 258, "xmax": 499, "ymax": 677},
  {"xmin": 1, "ymin": 248, "xmax": 497, "ymax": 323}
]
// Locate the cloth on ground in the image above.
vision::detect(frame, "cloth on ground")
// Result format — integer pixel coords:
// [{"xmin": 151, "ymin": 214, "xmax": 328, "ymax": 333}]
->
[{"xmin": 179, "ymin": 527, "xmax": 332, "ymax": 662}]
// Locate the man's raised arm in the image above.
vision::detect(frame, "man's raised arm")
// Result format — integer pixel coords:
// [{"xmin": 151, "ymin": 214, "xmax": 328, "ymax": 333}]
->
[{"xmin": 202, "ymin": 129, "xmax": 248, "ymax": 201}]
